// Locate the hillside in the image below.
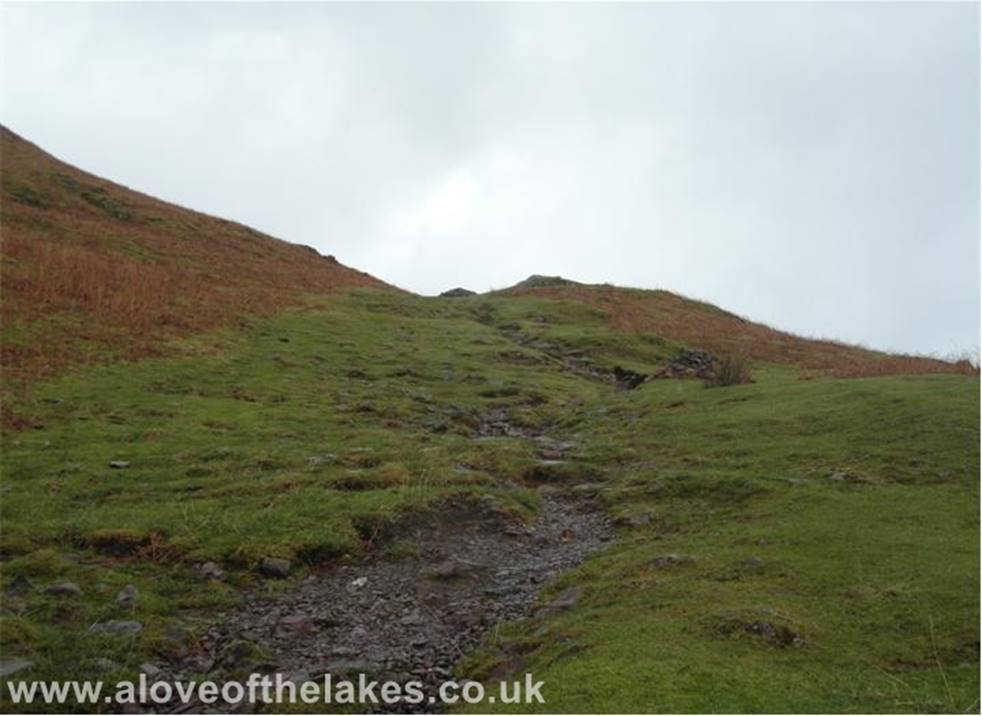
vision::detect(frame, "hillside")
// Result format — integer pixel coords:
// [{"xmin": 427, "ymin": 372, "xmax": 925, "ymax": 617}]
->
[
  {"xmin": 0, "ymin": 126, "xmax": 393, "ymax": 384},
  {"xmin": 0, "ymin": 132, "xmax": 978, "ymax": 713},
  {"xmin": 2, "ymin": 128, "xmax": 970, "ymax": 391},
  {"xmin": 498, "ymin": 280, "xmax": 975, "ymax": 378}
]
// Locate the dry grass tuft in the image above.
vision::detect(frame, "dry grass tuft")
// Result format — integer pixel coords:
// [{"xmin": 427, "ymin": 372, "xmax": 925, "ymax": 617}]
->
[{"xmin": 705, "ymin": 352, "xmax": 753, "ymax": 388}]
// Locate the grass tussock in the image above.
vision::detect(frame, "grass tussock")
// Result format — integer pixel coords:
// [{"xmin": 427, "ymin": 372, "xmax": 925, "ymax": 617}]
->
[{"xmin": 704, "ymin": 352, "xmax": 753, "ymax": 388}]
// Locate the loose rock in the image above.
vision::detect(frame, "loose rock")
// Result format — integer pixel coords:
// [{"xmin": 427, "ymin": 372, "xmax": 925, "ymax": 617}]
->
[
  {"xmin": 6, "ymin": 575, "xmax": 34, "ymax": 596},
  {"xmin": 651, "ymin": 553, "xmax": 696, "ymax": 569},
  {"xmin": 44, "ymin": 581, "xmax": 82, "ymax": 597},
  {"xmin": 259, "ymin": 557, "xmax": 291, "ymax": 579},
  {"xmin": 90, "ymin": 620, "xmax": 143, "ymax": 637},
  {"xmin": 534, "ymin": 587, "xmax": 583, "ymax": 619},
  {"xmin": 171, "ymin": 496, "xmax": 611, "ymax": 712},
  {"xmin": 89, "ymin": 658, "xmax": 119, "ymax": 673},
  {"xmin": 199, "ymin": 562, "xmax": 225, "ymax": 580},
  {"xmin": 0, "ymin": 660, "xmax": 33, "ymax": 678},
  {"xmin": 117, "ymin": 584, "xmax": 138, "ymax": 608}
]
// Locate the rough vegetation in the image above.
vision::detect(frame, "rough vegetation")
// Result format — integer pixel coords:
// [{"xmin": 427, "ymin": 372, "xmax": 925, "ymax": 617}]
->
[
  {"xmin": 0, "ymin": 132, "xmax": 978, "ymax": 713},
  {"xmin": 501, "ymin": 283, "xmax": 977, "ymax": 378},
  {"xmin": 0, "ymin": 126, "xmax": 393, "ymax": 386}
]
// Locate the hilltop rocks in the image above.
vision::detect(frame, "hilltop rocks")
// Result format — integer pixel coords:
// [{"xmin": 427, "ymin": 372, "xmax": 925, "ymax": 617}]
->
[
  {"xmin": 653, "ymin": 349, "xmax": 717, "ymax": 380},
  {"xmin": 509, "ymin": 275, "xmax": 580, "ymax": 290},
  {"xmin": 439, "ymin": 287, "xmax": 476, "ymax": 298}
]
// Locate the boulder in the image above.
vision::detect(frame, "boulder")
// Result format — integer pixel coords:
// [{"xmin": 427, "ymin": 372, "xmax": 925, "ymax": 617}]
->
[
  {"xmin": 259, "ymin": 557, "xmax": 291, "ymax": 579},
  {"xmin": 116, "ymin": 584, "xmax": 138, "ymax": 608},
  {"xmin": 44, "ymin": 581, "xmax": 82, "ymax": 597},
  {"xmin": 90, "ymin": 620, "xmax": 143, "ymax": 637},
  {"xmin": 0, "ymin": 660, "xmax": 33, "ymax": 678}
]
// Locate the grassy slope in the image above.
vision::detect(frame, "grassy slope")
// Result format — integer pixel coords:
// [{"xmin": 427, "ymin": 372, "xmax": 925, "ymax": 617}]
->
[
  {"xmin": 503, "ymin": 283, "xmax": 976, "ymax": 378},
  {"xmin": 0, "ymin": 126, "xmax": 393, "ymax": 386},
  {"xmin": 1, "ymin": 290, "xmax": 978, "ymax": 713},
  {"xmin": 469, "ymin": 369, "xmax": 979, "ymax": 713}
]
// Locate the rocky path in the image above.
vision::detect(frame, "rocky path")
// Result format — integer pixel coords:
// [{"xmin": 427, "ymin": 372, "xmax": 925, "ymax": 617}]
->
[{"xmin": 166, "ymin": 411, "xmax": 613, "ymax": 713}]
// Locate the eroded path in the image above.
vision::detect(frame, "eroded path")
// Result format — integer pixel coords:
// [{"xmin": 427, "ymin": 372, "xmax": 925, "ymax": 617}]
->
[{"xmin": 167, "ymin": 409, "xmax": 613, "ymax": 713}]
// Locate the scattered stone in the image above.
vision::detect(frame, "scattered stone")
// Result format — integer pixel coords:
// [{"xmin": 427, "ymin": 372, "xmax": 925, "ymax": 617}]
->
[
  {"xmin": 276, "ymin": 615, "xmax": 315, "ymax": 636},
  {"xmin": 307, "ymin": 454, "xmax": 338, "ymax": 467},
  {"xmin": 140, "ymin": 663, "xmax": 163, "ymax": 678},
  {"xmin": 745, "ymin": 620, "xmax": 805, "ymax": 648},
  {"xmin": 90, "ymin": 620, "xmax": 143, "ymax": 637},
  {"xmin": 570, "ymin": 482, "xmax": 604, "ymax": 497},
  {"xmin": 169, "ymin": 494, "xmax": 612, "ymax": 708},
  {"xmin": 535, "ymin": 587, "xmax": 583, "ymax": 619},
  {"xmin": 5, "ymin": 575, "xmax": 33, "ymax": 596},
  {"xmin": 44, "ymin": 581, "xmax": 82, "ymax": 597},
  {"xmin": 615, "ymin": 513, "xmax": 652, "ymax": 528},
  {"xmin": 828, "ymin": 470, "xmax": 849, "ymax": 482},
  {"xmin": 164, "ymin": 623, "xmax": 191, "ymax": 645},
  {"xmin": 651, "ymin": 553, "xmax": 696, "ymax": 569},
  {"xmin": 612, "ymin": 366, "xmax": 647, "ymax": 390},
  {"xmin": 349, "ymin": 576, "xmax": 368, "ymax": 590},
  {"xmin": 426, "ymin": 558, "xmax": 483, "ymax": 581},
  {"xmin": 89, "ymin": 657, "xmax": 119, "ymax": 673},
  {"xmin": 116, "ymin": 584, "xmax": 138, "ymax": 608},
  {"xmin": 317, "ymin": 660, "xmax": 374, "ymax": 677},
  {"xmin": 284, "ymin": 670, "xmax": 313, "ymax": 684},
  {"xmin": 182, "ymin": 656, "xmax": 215, "ymax": 674},
  {"xmin": 400, "ymin": 610, "xmax": 425, "ymax": 627},
  {"xmin": 741, "ymin": 557, "xmax": 765, "ymax": 574},
  {"xmin": 199, "ymin": 561, "xmax": 224, "ymax": 580},
  {"xmin": 108, "ymin": 461, "xmax": 130, "ymax": 469},
  {"xmin": 0, "ymin": 660, "xmax": 33, "ymax": 678},
  {"xmin": 653, "ymin": 349, "xmax": 717, "ymax": 380},
  {"xmin": 216, "ymin": 640, "xmax": 262, "ymax": 668},
  {"xmin": 258, "ymin": 557, "xmax": 291, "ymax": 579}
]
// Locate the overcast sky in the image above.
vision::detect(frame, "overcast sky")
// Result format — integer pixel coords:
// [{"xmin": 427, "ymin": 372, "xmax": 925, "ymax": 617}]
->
[{"xmin": 1, "ymin": 2, "xmax": 978, "ymax": 357}]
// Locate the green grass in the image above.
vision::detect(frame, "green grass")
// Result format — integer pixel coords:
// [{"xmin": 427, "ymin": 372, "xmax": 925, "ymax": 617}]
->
[
  {"xmin": 1, "ymin": 289, "xmax": 978, "ymax": 713},
  {"xmin": 463, "ymin": 370, "xmax": 979, "ymax": 713}
]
